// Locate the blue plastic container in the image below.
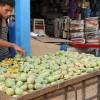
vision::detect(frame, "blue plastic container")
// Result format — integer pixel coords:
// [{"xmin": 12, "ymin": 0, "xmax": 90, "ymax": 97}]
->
[{"xmin": 60, "ymin": 44, "xmax": 67, "ymax": 51}]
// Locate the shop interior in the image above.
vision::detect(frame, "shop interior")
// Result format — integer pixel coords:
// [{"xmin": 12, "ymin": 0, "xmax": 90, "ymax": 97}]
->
[
  {"xmin": 30, "ymin": 0, "xmax": 67, "ymax": 36},
  {"xmin": 30, "ymin": 0, "xmax": 100, "ymax": 38},
  {"xmin": 29, "ymin": 0, "xmax": 100, "ymax": 56}
]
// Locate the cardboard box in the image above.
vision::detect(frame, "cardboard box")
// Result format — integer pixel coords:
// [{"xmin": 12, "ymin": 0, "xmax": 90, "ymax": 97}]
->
[{"xmin": 31, "ymin": 36, "xmax": 87, "ymax": 56}]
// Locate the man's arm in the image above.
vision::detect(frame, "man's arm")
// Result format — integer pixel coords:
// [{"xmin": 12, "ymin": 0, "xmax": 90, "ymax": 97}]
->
[{"xmin": 0, "ymin": 39, "xmax": 26, "ymax": 56}]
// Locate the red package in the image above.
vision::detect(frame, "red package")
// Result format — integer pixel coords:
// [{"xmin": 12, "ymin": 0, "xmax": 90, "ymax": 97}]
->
[{"xmin": 71, "ymin": 38, "xmax": 85, "ymax": 44}]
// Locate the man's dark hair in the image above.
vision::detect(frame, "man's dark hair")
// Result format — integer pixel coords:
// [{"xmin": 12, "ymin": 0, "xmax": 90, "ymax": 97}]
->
[{"xmin": 0, "ymin": 0, "xmax": 15, "ymax": 7}]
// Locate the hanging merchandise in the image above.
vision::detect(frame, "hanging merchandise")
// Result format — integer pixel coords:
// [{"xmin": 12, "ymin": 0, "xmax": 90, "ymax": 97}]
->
[
  {"xmin": 90, "ymin": 0, "xmax": 100, "ymax": 17},
  {"xmin": 78, "ymin": 0, "xmax": 83, "ymax": 7},
  {"xmin": 90, "ymin": 0, "xmax": 99, "ymax": 10},
  {"xmin": 46, "ymin": 12, "xmax": 63, "ymax": 35},
  {"xmin": 67, "ymin": 0, "xmax": 78, "ymax": 20},
  {"xmin": 86, "ymin": 8, "xmax": 91, "ymax": 17},
  {"xmin": 54, "ymin": 18, "xmax": 62, "ymax": 38},
  {"xmin": 54, "ymin": 17, "xmax": 70, "ymax": 38},
  {"xmin": 78, "ymin": 0, "xmax": 91, "ymax": 19},
  {"xmin": 84, "ymin": 0, "xmax": 90, "ymax": 7},
  {"xmin": 80, "ymin": 0, "xmax": 87, "ymax": 20},
  {"xmin": 81, "ymin": 8, "xmax": 87, "ymax": 20},
  {"xmin": 65, "ymin": 0, "xmax": 69, "ymax": 6},
  {"xmin": 78, "ymin": 0, "xmax": 90, "ymax": 7}
]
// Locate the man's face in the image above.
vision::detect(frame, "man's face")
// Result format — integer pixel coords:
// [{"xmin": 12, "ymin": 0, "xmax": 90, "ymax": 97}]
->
[{"xmin": 0, "ymin": 4, "xmax": 13, "ymax": 19}]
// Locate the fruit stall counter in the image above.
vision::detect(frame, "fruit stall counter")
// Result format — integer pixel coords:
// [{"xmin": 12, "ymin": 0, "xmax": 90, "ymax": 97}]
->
[
  {"xmin": 0, "ymin": 70, "xmax": 100, "ymax": 100},
  {"xmin": 0, "ymin": 51, "xmax": 100, "ymax": 100}
]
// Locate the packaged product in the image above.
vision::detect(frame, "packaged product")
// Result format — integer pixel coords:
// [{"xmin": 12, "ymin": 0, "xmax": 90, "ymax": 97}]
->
[
  {"xmin": 85, "ymin": 17, "xmax": 99, "ymax": 27},
  {"xmin": 85, "ymin": 34, "xmax": 99, "ymax": 43},
  {"xmin": 71, "ymin": 38, "xmax": 85, "ymax": 44},
  {"xmin": 70, "ymin": 20, "xmax": 84, "ymax": 32},
  {"xmin": 71, "ymin": 32, "xmax": 84, "ymax": 39}
]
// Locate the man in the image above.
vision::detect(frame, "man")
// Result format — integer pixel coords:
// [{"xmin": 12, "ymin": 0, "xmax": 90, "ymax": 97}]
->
[{"xmin": 0, "ymin": 0, "xmax": 26, "ymax": 61}]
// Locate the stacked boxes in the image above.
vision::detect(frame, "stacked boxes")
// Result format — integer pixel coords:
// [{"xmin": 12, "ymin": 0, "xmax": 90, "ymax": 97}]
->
[
  {"xmin": 85, "ymin": 17, "xmax": 99, "ymax": 44},
  {"xmin": 70, "ymin": 20, "xmax": 85, "ymax": 44}
]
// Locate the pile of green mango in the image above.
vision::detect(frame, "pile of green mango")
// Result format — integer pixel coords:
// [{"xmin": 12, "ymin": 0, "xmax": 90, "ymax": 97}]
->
[{"xmin": 0, "ymin": 51, "xmax": 100, "ymax": 97}]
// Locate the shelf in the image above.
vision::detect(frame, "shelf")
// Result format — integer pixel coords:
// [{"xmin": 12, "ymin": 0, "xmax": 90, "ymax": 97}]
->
[{"xmin": 32, "ymin": 18, "xmax": 46, "ymax": 35}]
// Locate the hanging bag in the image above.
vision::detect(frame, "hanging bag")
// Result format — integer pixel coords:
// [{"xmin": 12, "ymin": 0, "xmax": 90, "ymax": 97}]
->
[{"xmin": 68, "ymin": 0, "xmax": 78, "ymax": 19}]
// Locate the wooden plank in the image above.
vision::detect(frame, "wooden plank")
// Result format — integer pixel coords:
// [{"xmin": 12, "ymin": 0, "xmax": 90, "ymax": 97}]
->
[
  {"xmin": 0, "ymin": 91, "xmax": 17, "ymax": 100},
  {"xmin": 31, "ymin": 38, "xmax": 87, "ymax": 56},
  {"xmin": 31, "ymin": 39, "xmax": 60, "ymax": 56},
  {"xmin": 97, "ymin": 75, "xmax": 100, "ymax": 100},
  {"xmin": 85, "ymin": 83, "xmax": 97, "ymax": 99},
  {"xmin": 82, "ymin": 81, "xmax": 85, "ymax": 100},
  {"xmin": 32, "ymin": 36, "xmax": 71, "ymax": 43},
  {"xmin": 65, "ymin": 87, "xmax": 68, "ymax": 100}
]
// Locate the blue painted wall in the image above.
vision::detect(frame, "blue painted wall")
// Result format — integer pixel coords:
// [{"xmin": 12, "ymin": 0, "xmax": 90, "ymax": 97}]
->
[
  {"xmin": 9, "ymin": 21, "xmax": 16, "ymax": 57},
  {"xmin": 15, "ymin": 0, "xmax": 31, "ymax": 56}
]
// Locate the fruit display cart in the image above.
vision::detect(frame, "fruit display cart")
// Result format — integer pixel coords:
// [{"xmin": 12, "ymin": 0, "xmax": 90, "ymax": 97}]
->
[
  {"xmin": 0, "ymin": 71, "xmax": 100, "ymax": 100},
  {"xmin": 0, "ymin": 51, "xmax": 100, "ymax": 100}
]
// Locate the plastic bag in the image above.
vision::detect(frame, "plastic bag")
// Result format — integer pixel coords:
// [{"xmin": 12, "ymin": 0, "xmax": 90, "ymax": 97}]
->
[{"xmin": 71, "ymin": 32, "xmax": 84, "ymax": 39}]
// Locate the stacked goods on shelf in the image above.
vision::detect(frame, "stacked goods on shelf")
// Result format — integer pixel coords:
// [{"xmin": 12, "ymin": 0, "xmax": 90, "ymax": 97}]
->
[
  {"xmin": 70, "ymin": 20, "xmax": 85, "ymax": 44},
  {"xmin": 0, "ymin": 51, "xmax": 100, "ymax": 97},
  {"xmin": 85, "ymin": 17, "xmax": 99, "ymax": 44},
  {"xmin": 54, "ymin": 16, "xmax": 70, "ymax": 38}
]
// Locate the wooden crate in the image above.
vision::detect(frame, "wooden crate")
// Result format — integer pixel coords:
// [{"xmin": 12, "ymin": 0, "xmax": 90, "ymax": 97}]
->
[{"xmin": 0, "ymin": 70, "xmax": 100, "ymax": 100}]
